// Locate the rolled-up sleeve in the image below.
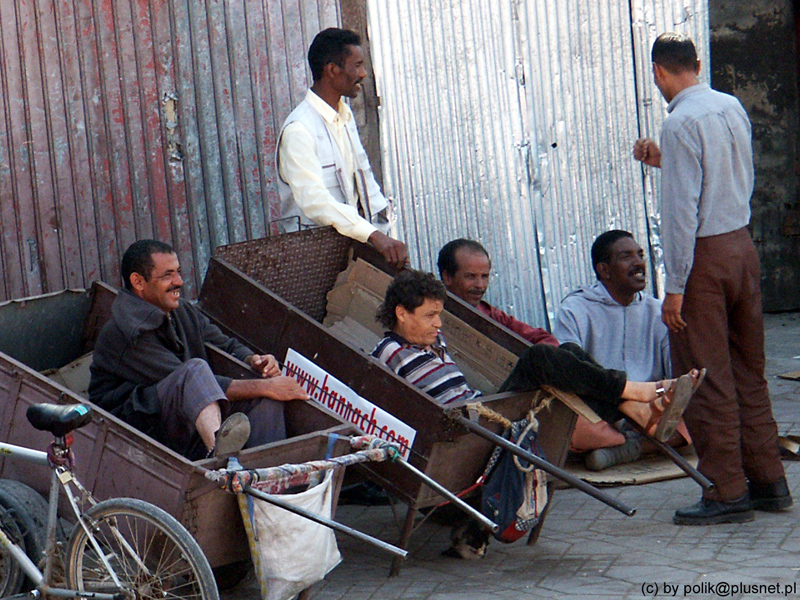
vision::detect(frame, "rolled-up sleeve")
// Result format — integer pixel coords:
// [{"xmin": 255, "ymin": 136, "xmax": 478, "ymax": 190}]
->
[
  {"xmin": 660, "ymin": 126, "xmax": 702, "ymax": 294},
  {"xmin": 278, "ymin": 122, "xmax": 376, "ymax": 243}
]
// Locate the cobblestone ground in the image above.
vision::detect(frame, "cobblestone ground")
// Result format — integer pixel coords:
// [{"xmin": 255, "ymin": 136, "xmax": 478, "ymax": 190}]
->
[{"xmin": 223, "ymin": 312, "xmax": 800, "ymax": 600}]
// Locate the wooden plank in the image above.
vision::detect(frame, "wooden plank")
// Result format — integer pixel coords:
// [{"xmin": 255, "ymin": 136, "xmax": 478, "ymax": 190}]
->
[
  {"xmin": 129, "ymin": 0, "xmax": 171, "ymax": 244},
  {"xmin": 34, "ymin": 0, "xmax": 80, "ymax": 290},
  {"xmin": 149, "ymin": 0, "xmax": 196, "ymax": 294},
  {"xmin": 0, "ymin": 0, "xmax": 24, "ymax": 299},
  {"xmin": 94, "ymin": 0, "xmax": 138, "ymax": 261},
  {"xmin": 74, "ymin": 0, "xmax": 121, "ymax": 288},
  {"xmin": 112, "ymin": 0, "xmax": 155, "ymax": 243},
  {"xmin": 225, "ymin": 0, "xmax": 267, "ymax": 240},
  {"xmin": 189, "ymin": 0, "xmax": 231, "ymax": 248},
  {"xmin": 52, "ymin": 0, "xmax": 102, "ymax": 285},
  {"xmin": 205, "ymin": 0, "xmax": 246, "ymax": 244},
  {"xmin": 170, "ymin": 0, "xmax": 212, "ymax": 290},
  {"xmin": 3, "ymin": 1, "xmax": 43, "ymax": 296}
]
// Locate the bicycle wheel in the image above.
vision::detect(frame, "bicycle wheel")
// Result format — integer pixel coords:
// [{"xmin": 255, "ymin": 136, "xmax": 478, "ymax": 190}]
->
[{"xmin": 65, "ymin": 497, "xmax": 219, "ymax": 600}]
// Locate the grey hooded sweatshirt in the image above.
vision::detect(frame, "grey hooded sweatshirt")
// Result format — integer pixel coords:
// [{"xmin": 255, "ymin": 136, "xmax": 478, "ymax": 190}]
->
[{"xmin": 553, "ymin": 282, "xmax": 670, "ymax": 382}]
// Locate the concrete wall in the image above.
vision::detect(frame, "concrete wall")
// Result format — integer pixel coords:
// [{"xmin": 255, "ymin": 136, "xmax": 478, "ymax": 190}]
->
[{"xmin": 709, "ymin": 0, "xmax": 800, "ymax": 311}]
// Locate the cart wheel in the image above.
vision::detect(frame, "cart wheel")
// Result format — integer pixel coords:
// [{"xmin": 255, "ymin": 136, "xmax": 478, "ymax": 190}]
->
[
  {"xmin": 0, "ymin": 505, "xmax": 27, "ymax": 597},
  {"xmin": 0, "ymin": 481, "xmax": 49, "ymax": 562}
]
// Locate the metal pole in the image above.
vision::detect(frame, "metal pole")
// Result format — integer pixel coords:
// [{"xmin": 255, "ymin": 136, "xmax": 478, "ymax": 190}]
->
[
  {"xmin": 450, "ymin": 414, "xmax": 636, "ymax": 517},
  {"xmin": 624, "ymin": 420, "xmax": 714, "ymax": 491},
  {"xmin": 394, "ymin": 458, "xmax": 499, "ymax": 531},
  {"xmin": 243, "ymin": 484, "xmax": 408, "ymax": 559}
]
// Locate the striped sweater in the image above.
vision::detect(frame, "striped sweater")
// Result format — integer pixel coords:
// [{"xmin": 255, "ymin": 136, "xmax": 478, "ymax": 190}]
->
[{"xmin": 372, "ymin": 332, "xmax": 481, "ymax": 405}]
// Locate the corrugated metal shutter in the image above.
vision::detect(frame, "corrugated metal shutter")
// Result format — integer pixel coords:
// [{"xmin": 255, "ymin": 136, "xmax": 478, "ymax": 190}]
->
[
  {"xmin": 0, "ymin": 0, "xmax": 338, "ymax": 301},
  {"xmin": 368, "ymin": 0, "xmax": 709, "ymax": 327}
]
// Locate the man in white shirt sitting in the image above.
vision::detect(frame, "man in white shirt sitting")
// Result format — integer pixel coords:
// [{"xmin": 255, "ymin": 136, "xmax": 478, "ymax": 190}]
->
[{"xmin": 276, "ymin": 27, "xmax": 407, "ymax": 270}]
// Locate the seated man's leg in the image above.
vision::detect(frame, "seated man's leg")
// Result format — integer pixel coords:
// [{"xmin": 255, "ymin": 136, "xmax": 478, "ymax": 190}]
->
[
  {"xmin": 571, "ymin": 416, "xmax": 626, "ymax": 452},
  {"xmin": 498, "ymin": 342, "xmax": 626, "ymax": 422},
  {"xmin": 498, "ymin": 342, "xmax": 697, "ymax": 443},
  {"xmin": 156, "ymin": 358, "xmax": 229, "ymax": 459},
  {"xmin": 232, "ymin": 397, "xmax": 286, "ymax": 447}
]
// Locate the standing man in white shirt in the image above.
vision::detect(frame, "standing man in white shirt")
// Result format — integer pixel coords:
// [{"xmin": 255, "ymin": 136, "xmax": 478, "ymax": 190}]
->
[{"xmin": 277, "ymin": 28, "xmax": 407, "ymax": 270}]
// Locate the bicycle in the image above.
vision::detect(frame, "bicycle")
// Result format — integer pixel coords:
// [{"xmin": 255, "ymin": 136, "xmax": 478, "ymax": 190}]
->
[{"xmin": 0, "ymin": 402, "xmax": 219, "ymax": 600}]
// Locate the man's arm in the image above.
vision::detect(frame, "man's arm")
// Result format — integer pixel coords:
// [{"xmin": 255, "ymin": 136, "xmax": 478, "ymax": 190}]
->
[
  {"xmin": 279, "ymin": 122, "xmax": 378, "ymax": 243},
  {"xmin": 659, "ymin": 126, "xmax": 702, "ymax": 330},
  {"xmin": 633, "ymin": 137, "xmax": 662, "ymax": 167},
  {"xmin": 481, "ymin": 303, "xmax": 558, "ymax": 346},
  {"xmin": 226, "ymin": 376, "xmax": 309, "ymax": 402},
  {"xmin": 279, "ymin": 123, "xmax": 407, "ymax": 269}
]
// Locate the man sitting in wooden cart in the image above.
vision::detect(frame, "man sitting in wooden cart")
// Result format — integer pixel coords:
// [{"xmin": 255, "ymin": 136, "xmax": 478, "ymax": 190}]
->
[
  {"xmin": 437, "ymin": 237, "xmax": 691, "ymax": 471},
  {"xmin": 372, "ymin": 269, "xmax": 703, "ymax": 443},
  {"xmin": 89, "ymin": 239, "xmax": 309, "ymax": 460}
]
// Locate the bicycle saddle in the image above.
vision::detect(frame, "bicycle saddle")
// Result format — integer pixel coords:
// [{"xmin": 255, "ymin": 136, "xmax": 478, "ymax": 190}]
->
[{"xmin": 26, "ymin": 403, "xmax": 93, "ymax": 437}]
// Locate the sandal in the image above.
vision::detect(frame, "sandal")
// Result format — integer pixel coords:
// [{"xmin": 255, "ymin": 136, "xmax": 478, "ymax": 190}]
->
[
  {"xmin": 645, "ymin": 368, "xmax": 705, "ymax": 442},
  {"xmin": 210, "ymin": 412, "xmax": 251, "ymax": 458}
]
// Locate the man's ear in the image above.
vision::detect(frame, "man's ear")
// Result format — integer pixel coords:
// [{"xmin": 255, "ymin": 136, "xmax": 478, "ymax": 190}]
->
[
  {"xmin": 595, "ymin": 263, "xmax": 610, "ymax": 281},
  {"xmin": 322, "ymin": 61, "xmax": 339, "ymax": 80},
  {"xmin": 129, "ymin": 272, "xmax": 146, "ymax": 292},
  {"xmin": 395, "ymin": 304, "xmax": 407, "ymax": 324}
]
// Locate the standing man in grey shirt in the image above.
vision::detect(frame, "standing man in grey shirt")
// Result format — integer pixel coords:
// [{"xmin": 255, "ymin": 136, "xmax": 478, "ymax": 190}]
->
[{"xmin": 633, "ymin": 32, "xmax": 790, "ymax": 525}]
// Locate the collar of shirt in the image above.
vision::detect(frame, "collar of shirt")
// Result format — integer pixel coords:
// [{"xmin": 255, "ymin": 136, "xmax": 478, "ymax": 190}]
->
[
  {"xmin": 306, "ymin": 89, "xmax": 353, "ymax": 126},
  {"xmin": 386, "ymin": 331, "xmax": 448, "ymax": 354},
  {"xmin": 666, "ymin": 82, "xmax": 709, "ymax": 113}
]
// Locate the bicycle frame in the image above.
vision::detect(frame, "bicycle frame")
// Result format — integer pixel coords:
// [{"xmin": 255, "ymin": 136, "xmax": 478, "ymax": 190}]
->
[{"xmin": 0, "ymin": 438, "xmax": 128, "ymax": 600}]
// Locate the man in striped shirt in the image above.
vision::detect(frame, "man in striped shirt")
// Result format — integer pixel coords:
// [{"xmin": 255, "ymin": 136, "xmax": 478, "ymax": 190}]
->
[{"xmin": 372, "ymin": 270, "xmax": 702, "ymax": 442}]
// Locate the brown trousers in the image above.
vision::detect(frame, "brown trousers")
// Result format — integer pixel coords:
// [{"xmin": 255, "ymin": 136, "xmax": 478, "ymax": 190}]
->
[{"xmin": 670, "ymin": 227, "xmax": 784, "ymax": 501}]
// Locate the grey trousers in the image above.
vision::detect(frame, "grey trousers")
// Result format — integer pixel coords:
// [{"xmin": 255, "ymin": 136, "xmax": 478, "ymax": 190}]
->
[{"xmin": 155, "ymin": 358, "xmax": 286, "ymax": 460}]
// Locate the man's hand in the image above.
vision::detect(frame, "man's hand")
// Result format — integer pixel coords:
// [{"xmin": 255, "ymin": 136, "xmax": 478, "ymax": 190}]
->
[
  {"xmin": 661, "ymin": 293, "xmax": 686, "ymax": 332},
  {"xmin": 247, "ymin": 354, "xmax": 280, "ymax": 378},
  {"xmin": 633, "ymin": 137, "xmax": 662, "ymax": 168},
  {"xmin": 262, "ymin": 376, "xmax": 310, "ymax": 401},
  {"xmin": 368, "ymin": 231, "xmax": 408, "ymax": 270}
]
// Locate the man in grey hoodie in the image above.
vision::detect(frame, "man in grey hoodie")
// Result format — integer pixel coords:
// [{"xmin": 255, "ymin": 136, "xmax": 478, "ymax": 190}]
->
[{"xmin": 554, "ymin": 230, "xmax": 687, "ymax": 470}]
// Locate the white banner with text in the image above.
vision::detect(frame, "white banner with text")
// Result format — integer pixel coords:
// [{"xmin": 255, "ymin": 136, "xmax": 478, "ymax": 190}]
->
[{"xmin": 283, "ymin": 349, "xmax": 416, "ymax": 458}]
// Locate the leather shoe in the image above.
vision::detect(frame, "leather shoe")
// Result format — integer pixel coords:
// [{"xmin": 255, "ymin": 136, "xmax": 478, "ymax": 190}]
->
[
  {"xmin": 673, "ymin": 494, "xmax": 754, "ymax": 525},
  {"xmin": 749, "ymin": 476, "xmax": 793, "ymax": 511}
]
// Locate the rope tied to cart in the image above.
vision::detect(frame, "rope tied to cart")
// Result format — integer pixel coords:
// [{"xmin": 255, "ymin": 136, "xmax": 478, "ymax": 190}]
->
[{"xmin": 204, "ymin": 434, "xmax": 403, "ymax": 495}]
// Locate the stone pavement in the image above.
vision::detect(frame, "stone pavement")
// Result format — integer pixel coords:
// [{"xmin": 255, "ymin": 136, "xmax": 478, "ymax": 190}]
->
[{"xmin": 223, "ymin": 312, "xmax": 800, "ymax": 600}]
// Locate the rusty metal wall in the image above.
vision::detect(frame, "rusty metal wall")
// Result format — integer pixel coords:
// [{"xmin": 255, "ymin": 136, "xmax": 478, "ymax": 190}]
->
[
  {"xmin": 0, "ymin": 0, "xmax": 338, "ymax": 302},
  {"xmin": 368, "ymin": 0, "xmax": 708, "ymax": 328}
]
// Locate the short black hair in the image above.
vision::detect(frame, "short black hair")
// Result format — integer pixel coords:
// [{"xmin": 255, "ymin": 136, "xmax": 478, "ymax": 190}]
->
[
  {"xmin": 437, "ymin": 239, "xmax": 490, "ymax": 278},
  {"xmin": 308, "ymin": 28, "xmax": 361, "ymax": 82},
  {"xmin": 377, "ymin": 269, "xmax": 447, "ymax": 330},
  {"xmin": 591, "ymin": 230, "xmax": 634, "ymax": 278},
  {"xmin": 120, "ymin": 239, "xmax": 175, "ymax": 290},
  {"xmin": 651, "ymin": 32, "xmax": 699, "ymax": 74}
]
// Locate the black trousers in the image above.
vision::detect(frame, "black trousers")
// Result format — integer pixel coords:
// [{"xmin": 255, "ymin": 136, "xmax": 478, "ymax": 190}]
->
[{"xmin": 499, "ymin": 342, "xmax": 627, "ymax": 423}]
